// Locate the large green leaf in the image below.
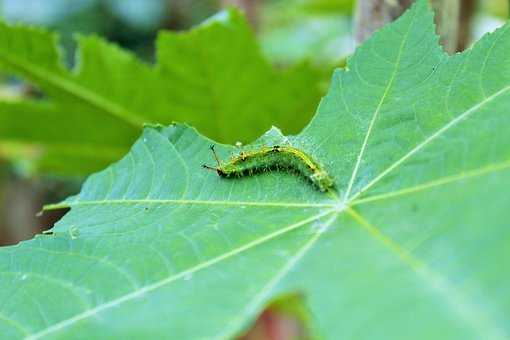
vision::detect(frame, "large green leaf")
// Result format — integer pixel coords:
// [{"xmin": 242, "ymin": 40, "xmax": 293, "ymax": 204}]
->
[
  {"xmin": 2, "ymin": 1, "xmax": 510, "ymax": 338},
  {"xmin": 0, "ymin": 9, "xmax": 321, "ymax": 175}
]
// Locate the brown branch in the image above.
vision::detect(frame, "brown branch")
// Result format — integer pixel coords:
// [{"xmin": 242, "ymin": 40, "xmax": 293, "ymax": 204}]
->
[
  {"xmin": 354, "ymin": 0, "xmax": 413, "ymax": 45},
  {"xmin": 354, "ymin": 0, "xmax": 474, "ymax": 54},
  {"xmin": 456, "ymin": 0, "xmax": 476, "ymax": 51},
  {"xmin": 430, "ymin": 0, "xmax": 460, "ymax": 53}
]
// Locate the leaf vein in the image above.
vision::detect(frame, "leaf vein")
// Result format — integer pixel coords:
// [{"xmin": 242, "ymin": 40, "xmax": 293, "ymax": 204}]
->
[
  {"xmin": 344, "ymin": 6, "xmax": 417, "ymax": 200},
  {"xmin": 349, "ymin": 83, "xmax": 510, "ymax": 201},
  {"xmin": 347, "ymin": 208, "xmax": 506, "ymax": 339},
  {"xmin": 351, "ymin": 160, "xmax": 510, "ymax": 205},
  {"xmin": 25, "ymin": 209, "xmax": 336, "ymax": 339}
]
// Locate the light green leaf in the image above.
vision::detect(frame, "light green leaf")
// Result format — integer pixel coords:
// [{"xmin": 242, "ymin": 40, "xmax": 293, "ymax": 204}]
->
[
  {"xmin": 0, "ymin": 9, "xmax": 321, "ymax": 175},
  {"xmin": 2, "ymin": 1, "xmax": 510, "ymax": 338}
]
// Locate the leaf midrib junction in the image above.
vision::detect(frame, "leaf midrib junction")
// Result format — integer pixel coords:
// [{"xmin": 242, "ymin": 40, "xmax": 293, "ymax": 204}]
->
[{"xmin": 44, "ymin": 156, "xmax": 510, "ymax": 211}]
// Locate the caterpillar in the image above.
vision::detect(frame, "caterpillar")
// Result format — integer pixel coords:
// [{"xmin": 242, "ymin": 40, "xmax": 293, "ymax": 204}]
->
[{"xmin": 202, "ymin": 145, "xmax": 334, "ymax": 192}]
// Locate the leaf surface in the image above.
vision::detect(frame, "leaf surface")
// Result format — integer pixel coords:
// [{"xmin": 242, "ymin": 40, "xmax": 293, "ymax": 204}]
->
[
  {"xmin": 0, "ymin": 9, "xmax": 321, "ymax": 174},
  {"xmin": 1, "ymin": 1, "xmax": 510, "ymax": 339}
]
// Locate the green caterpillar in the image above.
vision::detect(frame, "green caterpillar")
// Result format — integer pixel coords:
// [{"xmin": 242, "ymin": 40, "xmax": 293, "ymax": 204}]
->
[{"xmin": 202, "ymin": 145, "xmax": 334, "ymax": 192}]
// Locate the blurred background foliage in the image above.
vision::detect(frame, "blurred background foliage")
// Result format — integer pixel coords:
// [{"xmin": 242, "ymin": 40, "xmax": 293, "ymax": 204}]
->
[
  {"xmin": 0, "ymin": 0, "xmax": 507, "ymax": 338},
  {"xmin": 0, "ymin": 0, "xmax": 507, "ymax": 250}
]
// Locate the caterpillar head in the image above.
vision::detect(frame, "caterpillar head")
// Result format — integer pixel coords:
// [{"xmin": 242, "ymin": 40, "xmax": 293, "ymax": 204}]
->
[{"xmin": 202, "ymin": 144, "xmax": 226, "ymax": 176}]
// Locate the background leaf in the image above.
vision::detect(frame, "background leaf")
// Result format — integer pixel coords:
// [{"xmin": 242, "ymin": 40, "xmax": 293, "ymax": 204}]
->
[
  {"xmin": 1, "ymin": 1, "xmax": 510, "ymax": 339},
  {"xmin": 0, "ymin": 8, "xmax": 322, "ymax": 175}
]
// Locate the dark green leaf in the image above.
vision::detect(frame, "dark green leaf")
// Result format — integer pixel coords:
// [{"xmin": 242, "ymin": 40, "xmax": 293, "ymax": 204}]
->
[{"xmin": 0, "ymin": 9, "xmax": 322, "ymax": 174}]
